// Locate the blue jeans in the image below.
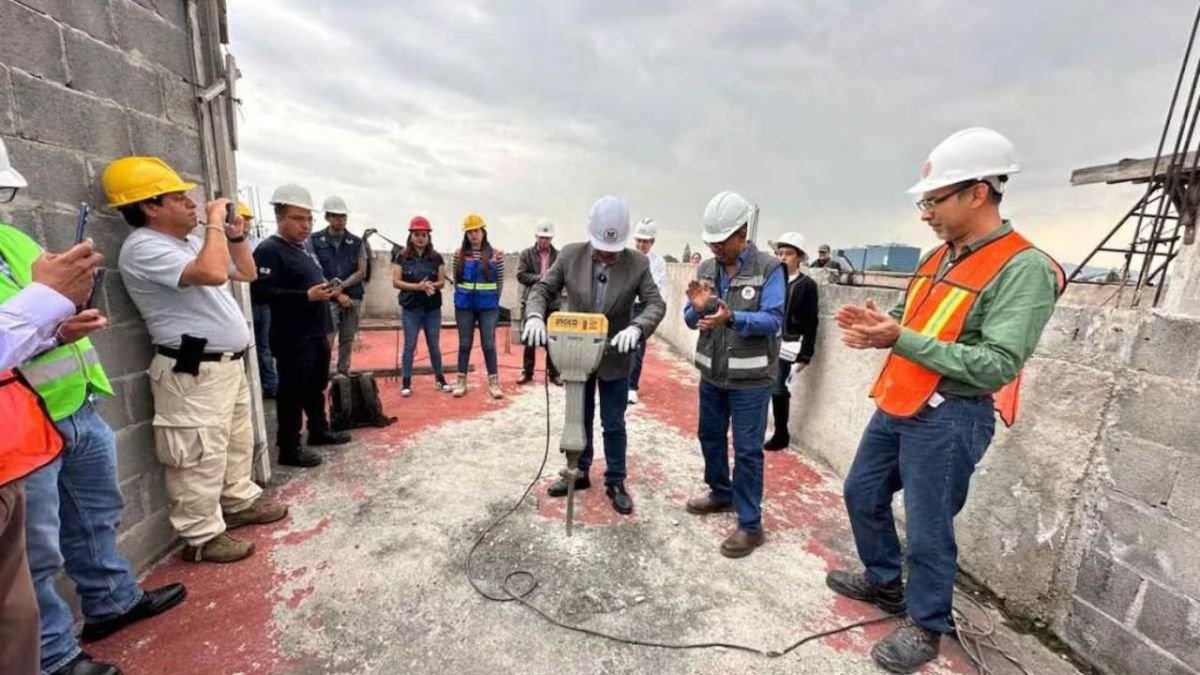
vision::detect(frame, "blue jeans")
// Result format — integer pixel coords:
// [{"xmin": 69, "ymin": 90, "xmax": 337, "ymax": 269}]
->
[
  {"xmin": 252, "ymin": 303, "xmax": 277, "ymax": 394},
  {"xmin": 843, "ymin": 397, "xmax": 995, "ymax": 633},
  {"xmin": 25, "ymin": 401, "xmax": 143, "ymax": 673},
  {"xmin": 402, "ymin": 305, "xmax": 444, "ymax": 384},
  {"xmin": 629, "ymin": 304, "xmax": 646, "ymax": 391},
  {"xmin": 455, "ymin": 308, "xmax": 499, "ymax": 376},
  {"xmin": 697, "ymin": 381, "xmax": 771, "ymax": 532},
  {"xmin": 578, "ymin": 376, "xmax": 629, "ymax": 486}
]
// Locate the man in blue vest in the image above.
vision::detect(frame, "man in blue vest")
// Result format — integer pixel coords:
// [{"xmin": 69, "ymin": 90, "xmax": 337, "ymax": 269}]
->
[{"xmin": 311, "ymin": 195, "xmax": 367, "ymax": 375}]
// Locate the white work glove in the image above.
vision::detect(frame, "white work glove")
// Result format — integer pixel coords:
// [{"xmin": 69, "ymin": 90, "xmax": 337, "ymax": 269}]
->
[
  {"xmin": 522, "ymin": 316, "xmax": 547, "ymax": 346},
  {"xmin": 785, "ymin": 362, "xmax": 806, "ymax": 387},
  {"xmin": 611, "ymin": 325, "xmax": 642, "ymax": 354}
]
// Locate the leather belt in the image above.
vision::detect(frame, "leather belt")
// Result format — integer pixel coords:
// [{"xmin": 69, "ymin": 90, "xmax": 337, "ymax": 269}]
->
[{"xmin": 156, "ymin": 346, "xmax": 246, "ymax": 362}]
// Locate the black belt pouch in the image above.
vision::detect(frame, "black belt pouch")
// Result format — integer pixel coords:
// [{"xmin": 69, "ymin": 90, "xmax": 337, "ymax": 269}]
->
[{"xmin": 172, "ymin": 334, "xmax": 208, "ymax": 376}]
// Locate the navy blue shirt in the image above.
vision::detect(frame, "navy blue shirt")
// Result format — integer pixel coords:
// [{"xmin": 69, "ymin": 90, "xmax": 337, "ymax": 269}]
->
[
  {"xmin": 251, "ymin": 235, "xmax": 333, "ymax": 343},
  {"xmin": 311, "ymin": 227, "xmax": 366, "ymax": 299}
]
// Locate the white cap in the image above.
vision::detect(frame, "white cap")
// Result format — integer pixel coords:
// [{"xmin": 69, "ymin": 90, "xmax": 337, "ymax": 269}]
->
[
  {"xmin": 534, "ymin": 217, "xmax": 555, "ymax": 238},
  {"xmin": 907, "ymin": 127, "xmax": 1020, "ymax": 196},
  {"xmin": 0, "ymin": 138, "xmax": 27, "ymax": 190},
  {"xmin": 323, "ymin": 195, "xmax": 349, "ymax": 214},
  {"xmin": 633, "ymin": 218, "xmax": 657, "ymax": 240},
  {"xmin": 702, "ymin": 191, "xmax": 756, "ymax": 244},
  {"xmin": 587, "ymin": 196, "xmax": 630, "ymax": 252},
  {"xmin": 269, "ymin": 183, "xmax": 315, "ymax": 210},
  {"xmin": 769, "ymin": 231, "xmax": 807, "ymax": 256}
]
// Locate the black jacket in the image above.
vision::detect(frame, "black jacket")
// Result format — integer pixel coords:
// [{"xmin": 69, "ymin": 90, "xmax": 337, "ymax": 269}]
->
[{"xmin": 783, "ymin": 272, "xmax": 819, "ymax": 364}]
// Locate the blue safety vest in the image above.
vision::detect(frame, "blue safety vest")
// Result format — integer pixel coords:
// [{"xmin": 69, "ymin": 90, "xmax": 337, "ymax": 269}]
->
[
  {"xmin": 311, "ymin": 228, "xmax": 365, "ymax": 299},
  {"xmin": 453, "ymin": 249, "xmax": 500, "ymax": 311}
]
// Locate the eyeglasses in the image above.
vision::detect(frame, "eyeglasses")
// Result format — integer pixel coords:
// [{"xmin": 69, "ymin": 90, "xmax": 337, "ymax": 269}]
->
[
  {"xmin": 0, "ymin": 187, "xmax": 16, "ymax": 204},
  {"xmin": 914, "ymin": 181, "xmax": 981, "ymax": 212}
]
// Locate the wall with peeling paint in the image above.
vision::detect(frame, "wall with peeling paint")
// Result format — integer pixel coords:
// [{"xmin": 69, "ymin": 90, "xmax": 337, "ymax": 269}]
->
[{"xmin": 651, "ymin": 262, "xmax": 1200, "ymax": 675}]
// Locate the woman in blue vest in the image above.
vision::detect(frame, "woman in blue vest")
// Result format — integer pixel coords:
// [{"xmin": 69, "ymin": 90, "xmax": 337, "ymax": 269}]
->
[
  {"xmin": 451, "ymin": 214, "xmax": 505, "ymax": 399},
  {"xmin": 392, "ymin": 215, "xmax": 450, "ymax": 397}
]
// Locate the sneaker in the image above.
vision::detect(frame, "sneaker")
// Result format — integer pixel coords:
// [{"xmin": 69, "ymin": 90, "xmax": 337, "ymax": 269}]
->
[
  {"xmin": 487, "ymin": 374, "xmax": 503, "ymax": 399},
  {"xmin": 401, "ymin": 388, "xmax": 413, "ymax": 397},
  {"xmin": 825, "ymin": 569, "xmax": 907, "ymax": 614},
  {"xmin": 224, "ymin": 500, "xmax": 289, "ymax": 530},
  {"xmin": 436, "ymin": 380, "xmax": 452, "ymax": 393},
  {"xmin": 628, "ymin": 390, "xmax": 639, "ymax": 404},
  {"xmin": 181, "ymin": 532, "xmax": 254, "ymax": 563},
  {"xmin": 452, "ymin": 374, "xmax": 468, "ymax": 398},
  {"xmin": 871, "ymin": 618, "xmax": 941, "ymax": 673}
]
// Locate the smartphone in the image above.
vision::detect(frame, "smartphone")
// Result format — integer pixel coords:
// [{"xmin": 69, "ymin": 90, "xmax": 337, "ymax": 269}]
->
[
  {"xmin": 74, "ymin": 203, "xmax": 91, "ymax": 245},
  {"xmin": 225, "ymin": 202, "xmax": 236, "ymax": 226},
  {"xmin": 324, "ymin": 277, "xmax": 344, "ymax": 290},
  {"xmin": 85, "ymin": 268, "xmax": 106, "ymax": 310}
]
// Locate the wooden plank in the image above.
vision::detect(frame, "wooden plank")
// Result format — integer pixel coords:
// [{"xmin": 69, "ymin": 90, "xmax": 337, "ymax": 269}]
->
[{"xmin": 1072, "ymin": 151, "xmax": 1200, "ymax": 186}]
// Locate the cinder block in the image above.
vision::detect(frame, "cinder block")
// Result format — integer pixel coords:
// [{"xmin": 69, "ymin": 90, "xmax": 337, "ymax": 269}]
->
[
  {"xmin": 0, "ymin": 206, "xmax": 43, "ymax": 242},
  {"xmin": 1104, "ymin": 433, "xmax": 1177, "ymax": 506},
  {"xmin": 88, "ymin": 321, "xmax": 155, "ymax": 378},
  {"xmin": 123, "ymin": 370, "xmax": 154, "ymax": 424},
  {"xmin": 1099, "ymin": 496, "xmax": 1200, "ymax": 600},
  {"xmin": 40, "ymin": 208, "xmax": 127, "ymax": 264},
  {"xmin": 1061, "ymin": 598, "xmax": 1194, "ymax": 675},
  {"xmin": 0, "ymin": 0, "xmax": 66, "ymax": 82},
  {"xmin": 116, "ymin": 473, "xmax": 148, "ymax": 532},
  {"xmin": 1135, "ymin": 582, "xmax": 1200, "ymax": 670},
  {"xmin": 115, "ymin": 420, "xmax": 158, "ymax": 482},
  {"xmin": 114, "ymin": 506, "xmax": 175, "ymax": 573},
  {"xmin": 51, "ymin": 0, "xmax": 117, "ymax": 44},
  {"xmin": 127, "ymin": 111, "xmax": 201, "ymax": 178},
  {"xmin": 148, "ymin": 0, "xmax": 186, "ymax": 30},
  {"xmin": 1169, "ymin": 456, "xmax": 1200, "ymax": 529},
  {"xmin": 1073, "ymin": 549, "xmax": 1144, "ymax": 623},
  {"xmin": 93, "ymin": 376, "xmax": 128, "ymax": 429},
  {"xmin": 1130, "ymin": 313, "xmax": 1200, "ymax": 379},
  {"xmin": 64, "ymin": 29, "xmax": 162, "ymax": 116},
  {"xmin": 1, "ymin": 136, "xmax": 90, "ymax": 207},
  {"xmin": 1033, "ymin": 305, "xmax": 1136, "ymax": 372},
  {"xmin": 12, "ymin": 71, "xmax": 132, "ymax": 159},
  {"xmin": 0, "ymin": 64, "xmax": 14, "ymax": 133},
  {"xmin": 161, "ymin": 73, "xmax": 197, "ymax": 131},
  {"xmin": 111, "ymin": 0, "xmax": 191, "ymax": 79},
  {"xmin": 1110, "ymin": 373, "xmax": 1200, "ymax": 452}
]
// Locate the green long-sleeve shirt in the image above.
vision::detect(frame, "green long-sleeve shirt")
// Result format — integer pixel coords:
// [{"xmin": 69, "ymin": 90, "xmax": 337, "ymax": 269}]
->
[{"xmin": 888, "ymin": 221, "xmax": 1060, "ymax": 397}]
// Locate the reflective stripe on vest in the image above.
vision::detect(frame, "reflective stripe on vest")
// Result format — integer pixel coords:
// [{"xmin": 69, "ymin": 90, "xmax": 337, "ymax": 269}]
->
[
  {"xmin": 0, "ymin": 369, "xmax": 64, "ymax": 486},
  {"xmin": 729, "ymin": 355, "xmax": 770, "ymax": 370},
  {"xmin": 0, "ymin": 224, "xmax": 113, "ymax": 421},
  {"xmin": 457, "ymin": 282, "xmax": 499, "ymax": 291},
  {"xmin": 870, "ymin": 230, "xmax": 1061, "ymax": 424}
]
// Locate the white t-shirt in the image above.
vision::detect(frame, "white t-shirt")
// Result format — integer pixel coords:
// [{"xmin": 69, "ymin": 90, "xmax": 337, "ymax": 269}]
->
[{"xmin": 118, "ymin": 228, "xmax": 251, "ymax": 352}]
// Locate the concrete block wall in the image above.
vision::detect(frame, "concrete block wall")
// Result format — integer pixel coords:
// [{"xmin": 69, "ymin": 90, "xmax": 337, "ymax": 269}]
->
[
  {"xmin": 652, "ymin": 262, "xmax": 1200, "ymax": 675},
  {"xmin": 0, "ymin": 0, "xmax": 202, "ymax": 570}
]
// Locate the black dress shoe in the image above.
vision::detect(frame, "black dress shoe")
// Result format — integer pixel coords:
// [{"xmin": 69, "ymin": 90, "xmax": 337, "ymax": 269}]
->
[
  {"xmin": 81, "ymin": 583, "xmax": 187, "ymax": 642},
  {"xmin": 307, "ymin": 429, "xmax": 352, "ymax": 446},
  {"xmin": 516, "ymin": 373, "xmax": 534, "ymax": 385},
  {"xmin": 547, "ymin": 475, "xmax": 590, "ymax": 497},
  {"xmin": 51, "ymin": 652, "xmax": 121, "ymax": 675},
  {"xmin": 278, "ymin": 446, "xmax": 323, "ymax": 467},
  {"xmin": 606, "ymin": 483, "xmax": 634, "ymax": 515}
]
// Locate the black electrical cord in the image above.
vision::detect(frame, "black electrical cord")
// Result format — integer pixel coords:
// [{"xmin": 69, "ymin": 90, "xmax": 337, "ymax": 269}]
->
[{"xmin": 463, "ymin": 368, "xmax": 899, "ymax": 659}]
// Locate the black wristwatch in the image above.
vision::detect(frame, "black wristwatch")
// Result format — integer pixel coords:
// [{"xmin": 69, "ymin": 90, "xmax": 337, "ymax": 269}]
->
[{"xmin": 227, "ymin": 234, "xmax": 247, "ymax": 243}]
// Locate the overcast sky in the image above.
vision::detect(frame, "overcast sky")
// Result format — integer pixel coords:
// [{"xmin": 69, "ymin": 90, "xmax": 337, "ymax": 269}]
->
[{"xmin": 229, "ymin": 0, "xmax": 1192, "ymax": 266}]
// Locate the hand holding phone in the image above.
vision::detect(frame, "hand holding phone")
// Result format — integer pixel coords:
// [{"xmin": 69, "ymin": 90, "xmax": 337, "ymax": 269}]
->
[{"xmin": 324, "ymin": 277, "xmax": 344, "ymax": 290}]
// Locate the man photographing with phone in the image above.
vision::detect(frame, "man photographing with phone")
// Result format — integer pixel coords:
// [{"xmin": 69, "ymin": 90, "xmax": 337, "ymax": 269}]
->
[{"xmin": 251, "ymin": 184, "xmax": 352, "ymax": 469}]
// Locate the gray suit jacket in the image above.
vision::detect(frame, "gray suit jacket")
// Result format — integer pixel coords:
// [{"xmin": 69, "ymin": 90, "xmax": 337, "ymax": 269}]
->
[{"xmin": 526, "ymin": 243, "xmax": 666, "ymax": 381}]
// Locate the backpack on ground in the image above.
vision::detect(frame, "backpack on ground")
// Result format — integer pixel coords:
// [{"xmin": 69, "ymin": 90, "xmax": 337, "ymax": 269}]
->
[{"xmin": 330, "ymin": 372, "xmax": 396, "ymax": 431}]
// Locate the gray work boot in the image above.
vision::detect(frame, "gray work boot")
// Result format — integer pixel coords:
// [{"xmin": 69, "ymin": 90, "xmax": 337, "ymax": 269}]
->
[
  {"xmin": 181, "ymin": 532, "xmax": 254, "ymax": 563},
  {"xmin": 871, "ymin": 618, "xmax": 941, "ymax": 673},
  {"xmin": 825, "ymin": 569, "xmax": 907, "ymax": 614}
]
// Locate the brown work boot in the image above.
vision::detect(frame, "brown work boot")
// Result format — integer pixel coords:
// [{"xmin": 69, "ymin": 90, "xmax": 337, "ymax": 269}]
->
[
  {"xmin": 224, "ymin": 500, "xmax": 289, "ymax": 530},
  {"xmin": 181, "ymin": 532, "xmax": 254, "ymax": 563},
  {"xmin": 685, "ymin": 494, "xmax": 735, "ymax": 515},
  {"xmin": 720, "ymin": 529, "xmax": 765, "ymax": 558},
  {"xmin": 452, "ymin": 373, "xmax": 468, "ymax": 398},
  {"xmin": 487, "ymin": 374, "xmax": 504, "ymax": 399}
]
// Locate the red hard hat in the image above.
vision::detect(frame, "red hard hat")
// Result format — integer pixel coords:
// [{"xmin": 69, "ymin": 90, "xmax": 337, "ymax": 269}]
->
[{"xmin": 409, "ymin": 216, "xmax": 431, "ymax": 232}]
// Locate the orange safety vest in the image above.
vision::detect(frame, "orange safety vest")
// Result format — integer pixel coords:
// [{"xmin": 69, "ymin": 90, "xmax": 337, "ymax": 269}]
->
[
  {"xmin": 870, "ymin": 231, "xmax": 1063, "ymax": 427},
  {"xmin": 0, "ymin": 368, "xmax": 64, "ymax": 486}
]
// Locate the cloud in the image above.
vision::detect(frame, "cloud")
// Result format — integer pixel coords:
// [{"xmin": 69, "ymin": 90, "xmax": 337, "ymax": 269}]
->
[{"xmin": 229, "ymin": 0, "xmax": 1191, "ymax": 266}]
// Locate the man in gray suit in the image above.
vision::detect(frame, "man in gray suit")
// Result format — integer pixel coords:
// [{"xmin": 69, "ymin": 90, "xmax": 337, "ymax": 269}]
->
[{"xmin": 523, "ymin": 196, "xmax": 666, "ymax": 515}]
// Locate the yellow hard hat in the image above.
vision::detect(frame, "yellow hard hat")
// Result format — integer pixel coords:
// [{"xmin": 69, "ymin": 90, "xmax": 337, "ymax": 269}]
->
[
  {"xmin": 462, "ymin": 213, "xmax": 486, "ymax": 232},
  {"xmin": 238, "ymin": 201, "xmax": 254, "ymax": 219},
  {"xmin": 102, "ymin": 156, "xmax": 196, "ymax": 208}
]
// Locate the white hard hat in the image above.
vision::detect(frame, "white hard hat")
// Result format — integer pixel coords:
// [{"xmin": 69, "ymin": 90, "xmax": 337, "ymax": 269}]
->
[
  {"xmin": 769, "ymin": 231, "xmax": 807, "ymax": 256},
  {"xmin": 702, "ymin": 191, "xmax": 756, "ymax": 244},
  {"xmin": 269, "ymin": 183, "xmax": 315, "ymax": 210},
  {"xmin": 534, "ymin": 217, "xmax": 556, "ymax": 238},
  {"xmin": 633, "ymin": 218, "xmax": 657, "ymax": 240},
  {"xmin": 587, "ymin": 196, "xmax": 630, "ymax": 252},
  {"xmin": 0, "ymin": 138, "xmax": 27, "ymax": 190},
  {"xmin": 323, "ymin": 195, "xmax": 349, "ymax": 215},
  {"xmin": 907, "ymin": 127, "xmax": 1020, "ymax": 196}
]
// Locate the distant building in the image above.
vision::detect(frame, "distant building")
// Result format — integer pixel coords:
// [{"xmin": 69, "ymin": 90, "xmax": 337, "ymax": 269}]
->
[{"xmin": 839, "ymin": 243, "xmax": 921, "ymax": 273}]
